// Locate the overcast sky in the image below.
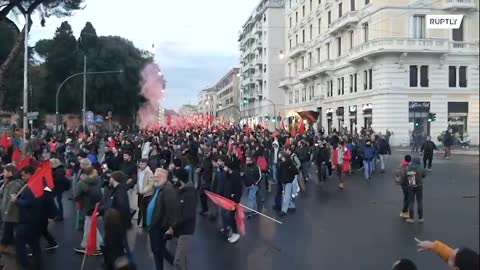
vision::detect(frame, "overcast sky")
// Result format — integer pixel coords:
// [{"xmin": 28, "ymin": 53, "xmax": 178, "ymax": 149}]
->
[{"xmin": 26, "ymin": 0, "xmax": 259, "ymax": 110}]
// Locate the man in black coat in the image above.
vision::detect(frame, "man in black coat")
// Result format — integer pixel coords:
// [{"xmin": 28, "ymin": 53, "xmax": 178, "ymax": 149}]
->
[
  {"xmin": 170, "ymin": 171, "xmax": 197, "ymax": 270},
  {"xmin": 421, "ymin": 136, "xmax": 437, "ymax": 171},
  {"xmin": 120, "ymin": 151, "xmax": 137, "ymax": 189},
  {"xmin": 196, "ymin": 149, "xmax": 214, "ymax": 216},
  {"xmin": 220, "ymin": 159, "xmax": 242, "ymax": 244}
]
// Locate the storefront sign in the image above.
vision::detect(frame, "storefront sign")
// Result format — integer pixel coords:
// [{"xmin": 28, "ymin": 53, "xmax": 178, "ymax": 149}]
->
[
  {"xmin": 362, "ymin": 103, "xmax": 372, "ymax": 111},
  {"xmin": 349, "ymin": 105, "xmax": 357, "ymax": 113},
  {"xmin": 448, "ymin": 120, "xmax": 464, "ymax": 126},
  {"xmin": 326, "ymin": 108, "xmax": 333, "ymax": 114},
  {"xmin": 336, "ymin": 107, "xmax": 344, "ymax": 116},
  {"xmin": 409, "ymin": 101, "xmax": 430, "ymax": 110},
  {"xmin": 448, "ymin": 112, "xmax": 467, "ymax": 117}
]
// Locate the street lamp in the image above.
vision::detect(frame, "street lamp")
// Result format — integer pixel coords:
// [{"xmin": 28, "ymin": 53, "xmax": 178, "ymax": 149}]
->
[
  {"xmin": 278, "ymin": 50, "xmax": 285, "ymax": 60},
  {"xmin": 258, "ymin": 96, "xmax": 277, "ymax": 129},
  {"xmin": 55, "ymin": 69, "xmax": 124, "ymax": 133}
]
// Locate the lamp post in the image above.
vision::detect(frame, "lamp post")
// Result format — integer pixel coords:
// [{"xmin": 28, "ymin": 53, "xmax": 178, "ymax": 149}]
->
[
  {"xmin": 55, "ymin": 69, "xmax": 123, "ymax": 133},
  {"xmin": 259, "ymin": 96, "xmax": 277, "ymax": 129}
]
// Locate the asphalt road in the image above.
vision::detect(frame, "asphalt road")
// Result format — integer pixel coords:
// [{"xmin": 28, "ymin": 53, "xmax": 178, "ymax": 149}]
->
[{"xmin": 40, "ymin": 151, "xmax": 478, "ymax": 270}]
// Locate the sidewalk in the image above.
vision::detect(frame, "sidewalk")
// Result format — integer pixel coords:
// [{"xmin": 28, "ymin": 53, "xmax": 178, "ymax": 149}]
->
[{"xmin": 393, "ymin": 146, "xmax": 479, "ymax": 156}]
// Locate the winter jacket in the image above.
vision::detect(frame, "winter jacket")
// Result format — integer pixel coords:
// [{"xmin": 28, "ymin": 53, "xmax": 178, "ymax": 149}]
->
[
  {"xmin": 332, "ymin": 147, "xmax": 352, "ymax": 172},
  {"xmin": 173, "ymin": 184, "xmax": 197, "ymax": 236},
  {"xmin": 74, "ymin": 170, "xmax": 103, "ymax": 216},
  {"xmin": 222, "ymin": 170, "xmax": 243, "ymax": 203},
  {"xmin": 199, "ymin": 155, "xmax": 214, "ymax": 184},
  {"xmin": 137, "ymin": 167, "xmax": 154, "ymax": 197},
  {"xmin": 421, "ymin": 141, "xmax": 437, "ymax": 156},
  {"xmin": 120, "ymin": 160, "xmax": 137, "ymax": 189},
  {"xmin": 376, "ymin": 138, "xmax": 391, "ymax": 155},
  {"xmin": 0, "ymin": 177, "xmax": 25, "ymax": 223},
  {"xmin": 41, "ymin": 188, "xmax": 58, "ymax": 224},
  {"xmin": 315, "ymin": 147, "xmax": 330, "ymax": 166},
  {"xmin": 15, "ymin": 187, "xmax": 42, "ymax": 225},
  {"xmin": 279, "ymin": 159, "xmax": 298, "ymax": 184},
  {"xmin": 296, "ymin": 146, "xmax": 311, "ymax": 163},
  {"xmin": 243, "ymin": 163, "xmax": 261, "ymax": 187},
  {"xmin": 149, "ymin": 183, "xmax": 179, "ymax": 231},
  {"xmin": 360, "ymin": 145, "xmax": 375, "ymax": 161},
  {"xmin": 53, "ymin": 165, "xmax": 70, "ymax": 193},
  {"xmin": 430, "ymin": 241, "xmax": 455, "ymax": 264},
  {"xmin": 401, "ymin": 158, "xmax": 426, "ymax": 187},
  {"xmin": 103, "ymin": 183, "xmax": 131, "ymax": 230}
]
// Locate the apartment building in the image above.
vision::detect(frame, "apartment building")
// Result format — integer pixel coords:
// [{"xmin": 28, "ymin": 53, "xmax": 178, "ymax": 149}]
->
[
  {"xmin": 280, "ymin": 0, "xmax": 479, "ymax": 146},
  {"xmin": 178, "ymin": 104, "xmax": 198, "ymax": 117},
  {"xmin": 197, "ymin": 87, "xmax": 217, "ymax": 117},
  {"xmin": 239, "ymin": 0, "xmax": 286, "ymax": 127},
  {"xmin": 215, "ymin": 68, "xmax": 241, "ymax": 123}
]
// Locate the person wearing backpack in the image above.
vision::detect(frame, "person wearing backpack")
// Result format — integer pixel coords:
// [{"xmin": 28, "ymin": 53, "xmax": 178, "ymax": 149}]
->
[
  {"xmin": 74, "ymin": 163, "xmax": 104, "ymax": 255},
  {"xmin": 296, "ymin": 141, "xmax": 312, "ymax": 182},
  {"xmin": 242, "ymin": 156, "xmax": 262, "ymax": 217},
  {"xmin": 396, "ymin": 155, "xmax": 412, "ymax": 219},
  {"xmin": 286, "ymin": 147, "xmax": 302, "ymax": 195},
  {"xmin": 278, "ymin": 153, "xmax": 299, "ymax": 217},
  {"xmin": 403, "ymin": 157, "xmax": 426, "ymax": 224}
]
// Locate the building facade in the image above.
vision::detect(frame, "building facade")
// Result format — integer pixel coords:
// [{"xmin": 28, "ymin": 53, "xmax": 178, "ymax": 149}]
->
[
  {"xmin": 239, "ymin": 0, "xmax": 286, "ymax": 128},
  {"xmin": 215, "ymin": 68, "xmax": 241, "ymax": 123},
  {"xmin": 178, "ymin": 105, "xmax": 198, "ymax": 117},
  {"xmin": 197, "ymin": 88, "xmax": 217, "ymax": 117},
  {"xmin": 280, "ymin": 0, "xmax": 479, "ymax": 146}
]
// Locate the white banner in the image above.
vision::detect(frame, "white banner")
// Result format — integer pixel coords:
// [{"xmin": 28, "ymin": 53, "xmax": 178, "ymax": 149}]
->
[{"xmin": 426, "ymin": 15, "xmax": 464, "ymax": 29}]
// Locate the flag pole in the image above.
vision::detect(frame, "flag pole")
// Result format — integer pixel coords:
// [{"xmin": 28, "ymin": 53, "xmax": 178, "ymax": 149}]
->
[
  {"xmin": 238, "ymin": 204, "xmax": 283, "ymax": 224},
  {"xmin": 80, "ymin": 252, "xmax": 87, "ymax": 270}
]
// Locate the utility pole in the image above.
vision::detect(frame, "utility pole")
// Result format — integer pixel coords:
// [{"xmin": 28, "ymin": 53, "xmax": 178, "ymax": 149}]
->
[
  {"xmin": 82, "ymin": 55, "xmax": 87, "ymax": 132},
  {"xmin": 22, "ymin": 14, "xmax": 29, "ymax": 142}
]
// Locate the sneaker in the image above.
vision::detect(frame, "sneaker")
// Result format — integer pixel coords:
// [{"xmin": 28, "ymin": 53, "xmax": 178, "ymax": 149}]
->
[
  {"xmin": 405, "ymin": 218, "xmax": 415, "ymax": 224},
  {"xmin": 287, "ymin": 208, "xmax": 296, "ymax": 214},
  {"xmin": 278, "ymin": 211, "xmax": 287, "ymax": 217},
  {"xmin": 339, "ymin": 183, "xmax": 344, "ymax": 189},
  {"xmin": 228, "ymin": 233, "xmax": 240, "ymax": 243},
  {"xmin": 93, "ymin": 250, "xmax": 103, "ymax": 256},
  {"xmin": 45, "ymin": 244, "xmax": 59, "ymax": 251},
  {"xmin": 399, "ymin": 212, "xmax": 409, "ymax": 219},
  {"xmin": 418, "ymin": 218, "xmax": 424, "ymax": 223},
  {"xmin": 198, "ymin": 211, "xmax": 208, "ymax": 217},
  {"xmin": 74, "ymin": 247, "xmax": 86, "ymax": 253}
]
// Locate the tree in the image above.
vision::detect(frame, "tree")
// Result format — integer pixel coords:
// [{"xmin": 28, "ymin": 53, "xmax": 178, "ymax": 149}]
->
[{"xmin": 0, "ymin": 0, "xmax": 84, "ymax": 106}]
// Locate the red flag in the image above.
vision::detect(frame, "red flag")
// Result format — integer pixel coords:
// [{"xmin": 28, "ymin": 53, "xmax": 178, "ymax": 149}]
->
[
  {"xmin": 27, "ymin": 170, "xmax": 45, "ymax": 198},
  {"xmin": 17, "ymin": 157, "xmax": 31, "ymax": 170},
  {"xmin": 299, "ymin": 120, "xmax": 305, "ymax": 135},
  {"xmin": 291, "ymin": 128, "xmax": 297, "ymax": 138},
  {"xmin": 38, "ymin": 161, "xmax": 54, "ymax": 189},
  {"xmin": 12, "ymin": 149, "xmax": 21, "ymax": 164},
  {"xmin": 166, "ymin": 115, "xmax": 172, "ymax": 127},
  {"xmin": 235, "ymin": 205, "xmax": 246, "ymax": 236},
  {"xmin": 108, "ymin": 139, "xmax": 116, "ymax": 149},
  {"xmin": 86, "ymin": 203, "xmax": 100, "ymax": 255},
  {"xmin": 272, "ymin": 130, "xmax": 278, "ymax": 138},
  {"xmin": 204, "ymin": 190, "xmax": 236, "ymax": 211},
  {"xmin": 0, "ymin": 132, "xmax": 11, "ymax": 150}
]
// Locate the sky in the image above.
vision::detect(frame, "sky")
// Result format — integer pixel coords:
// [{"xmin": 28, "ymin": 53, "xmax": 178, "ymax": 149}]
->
[{"xmin": 24, "ymin": 0, "xmax": 259, "ymax": 110}]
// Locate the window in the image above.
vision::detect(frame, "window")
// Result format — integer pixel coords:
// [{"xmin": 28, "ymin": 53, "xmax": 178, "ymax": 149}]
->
[
  {"xmin": 289, "ymin": 39, "xmax": 292, "ymax": 49},
  {"xmin": 318, "ymin": 18, "xmax": 321, "ymax": 34},
  {"xmin": 288, "ymin": 63, "xmax": 292, "ymax": 77},
  {"xmin": 349, "ymin": 74, "xmax": 353, "ymax": 93},
  {"xmin": 410, "ymin": 65, "xmax": 429, "ymax": 87},
  {"xmin": 295, "ymin": 34, "xmax": 299, "ymax": 45},
  {"xmin": 349, "ymin": 30, "xmax": 354, "ymax": 49},
  {"xmin": 289, "ymin": 0, "xmax": 292, "ymax": 8},
  {"xmin": 365, "ymin": 0, "xmax": 369, "ymax": 4},
  {"xmin": 327, "ymin": 80, "xmax": 334, "ymax": 97},
  {"xmin": 452, "ymin": 19, "xmax": 464, "ymax": 41},
  {"xmin": 308, "ymin": 52, "xmax": 312, "ymax": 67},
  {"xmin": 363, "ymin": 70, "xmax": 368, "ymax": 90},
  {"xmin": 310, "ymin": 24, "xmax": 313, "ymax": 40},
  {"xmin": 328, "ymin": 11, "xmax": 332, "ymax": 26},
  {"xmin": 263, "ymin": 15, "xmax": 266, "ymax": 22},
  {"xmin": 354, "ymin": 73, "xmax": 357, "ymax": 92},
  {"xmin": 295, "ymin": 89, "xmax": 299, "ymax": 103},
  {"xmin": 420, "ymin": 66, "xmax": 428, "ymax": 87},
  {"xmin": 290, "ymin": 17, "xmax": 292, "ymax": 28},
  {"xmin": 289, "ymin": 91, "xmax": 293, "ymax": 104},
  {"xmin": 368, "ymin": 68, "xmax": 372, "ymax": 89},
  {"xmin": 449, "ymin": 66, "xmax": 468, "ymax": 87},
  {"xmin": 294, "ymin": 60, "xmax": 298, "ymax": 73},
  {"xmin": 316, "ymin": 47, "xmax": 321, "ymax": 63},
  {"xmin": 296, "ymin": 11, "xmax": 298, "ymax": 23},
  {"xmin": 410, "ymin": 65, "xmax": 418, "ymax": 87},
  {"xmin": 308, "ymin": 85, "xmax": 314, "ymax": 100},
  {"xmin": 300, "ymin": 56, "xmax": 305, "ymax": 70},
  {"xmin": 302, "ymin": 29, "xmax": 306, "ymax": 43},
  {"xmin": 337, "ymin": 37, "xmax": 342, "ymax": 56},
  {"xmin": 341, "ymin": 77, "xmax": 345, "ymax": 95},
  {"xmin": 263, "ymin": 64, "xmax": 267, "ymax": 73},
  {"xmin": 338, "ymin": 2, "xmax": 343, "ymax": 18},
  {"xmin": 413, "ymin": 15, "xmax": 426, "ymax": 39},
  {"xmin": 351, "ymin": 0, "xmax": 356, "ymax": 11},
  {"xmin": 363, "ymin": 23, "xmax": 369, "ymax": 42},
  {"xmin": 337, "ymin": 78, "xmax": 341, "ymax": 95},
  {"xmin": 301, "ymin": 88, "xmax": 306, "ymax": 102},
  {"xmin": 448, "ymin": 66, "xmax": 456, "ymax": 87},
  {"xmin": 326, "ymin": 42, "xmax": 330, "ymax": 60},
  {"xmin": 302, "ymin": 5, "xmax": 305, "ymax": 17},
  {"xmin": 459, "ymin": 66, "xmax": 467, "ymax": 87},
  {"xmin": 310, "ymin": 0, "xmax": 313, "ymax": 11}
]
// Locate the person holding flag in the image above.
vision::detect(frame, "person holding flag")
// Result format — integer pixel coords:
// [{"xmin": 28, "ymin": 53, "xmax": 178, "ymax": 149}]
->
[{"xmin": 219, "ymin": 159, "xmax": 242, "ymax": 243}]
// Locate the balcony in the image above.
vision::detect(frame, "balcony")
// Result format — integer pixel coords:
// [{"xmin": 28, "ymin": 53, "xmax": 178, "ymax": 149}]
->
[
  {"xmin": 298, "ymin": 60, "xmax": 334, "ymax": 81},
  {"xmin": 329, "ymin": 11, "xmax": 360, "ymax": 35},
  {"xmin": 254, "ymin": 72, "xmax": 263, "ymax": 81},
  {"xmin": 255, "ymin": 24, "xmax": 263, "ymax": 34},
  {"xmin": 279, "ymin": 77, "xmax": 294, "ymax": 88},
  {"xmin": 254, "ymin": 57, "xmax": 263, "ymax": 66},
  {"xmin": 442, "ymin": 0, "xmax": 476, "ymax": 9},
  {"xmin": 256, "ymin": 41, "xmax": 263, "ymax": 49},
  {"xmin": 288, "ymin": 43, "xmax": 306, "ymax": 58},
  {"xmin": 348, "ymin": 38, "xmax": 479, "ymax": 63}
]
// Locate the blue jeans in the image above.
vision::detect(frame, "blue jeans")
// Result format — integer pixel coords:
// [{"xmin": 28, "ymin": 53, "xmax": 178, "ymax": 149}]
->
[
  {"xmin": 363, "ymin": 160, "xmax": 373, "ymax": 179},
  {"xmin": 274, "ymin": 181, "xmax": 283, "ymax": 210},
  {"xmin": 281, "ymin": 182, "xmax": 296, "ymax": 213},
  {"xmin": 301, "ymin": 162, "xmax": 311, "ymax": 180},
  {"xmin": 272, "ymin": 163, "xmax": 279, "ymax": 182},
  {"xmin": 246, "ymin": 185, "xmax": 258, "ymax": 211}
]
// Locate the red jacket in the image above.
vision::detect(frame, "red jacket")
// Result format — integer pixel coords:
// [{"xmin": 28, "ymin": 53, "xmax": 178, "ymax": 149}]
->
[{"xmin": 332, "ymin": 147, "xmax": 352, "ymax": 172}]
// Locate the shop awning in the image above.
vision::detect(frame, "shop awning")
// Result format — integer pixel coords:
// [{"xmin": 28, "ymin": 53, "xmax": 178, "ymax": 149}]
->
[{"xmin": 297, "ymin": 111, "xmax": 319, "ymax": 123}]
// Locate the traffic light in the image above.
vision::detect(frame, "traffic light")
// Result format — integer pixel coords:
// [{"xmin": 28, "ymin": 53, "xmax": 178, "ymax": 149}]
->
[
  {"xmin": 427, "ymin": 112, "xmax": 437, "ymax": 123},
  {"xmin": 265, "ymin": 116, "xmax": 270, "ymax": 121}
]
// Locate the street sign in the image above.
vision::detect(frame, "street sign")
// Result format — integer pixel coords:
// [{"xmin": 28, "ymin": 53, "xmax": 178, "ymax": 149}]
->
[
  {"xmin": 85, "ymin": 111, "xmax": 95, "ymax": 123},
  {"xmin": 95, "ymin": 115, "xmax": 104, "ymax": 123},
  {"xmin": 26, "ymin": 112, "xmax": 39, "ymax": 120}
]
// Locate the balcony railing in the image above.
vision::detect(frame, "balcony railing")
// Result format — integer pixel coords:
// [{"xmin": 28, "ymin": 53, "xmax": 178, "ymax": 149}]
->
[
  {"xmin": 298, "ymin": 60, "xmax": 334, "ymax": 80},
  {"xmin": 288, "ymin": 43, "xmax": 306, "ymax": 58},
  {"xmin": 443, "ymin": 0, "xmax": 476, "ymax": 9},
  {"xmin": 329, "ymin": 11, "xmax": 360, "ymax": 35},
  {"xmin": 279, "ymin": 77, "xmax": 294, "ymax": 88}
]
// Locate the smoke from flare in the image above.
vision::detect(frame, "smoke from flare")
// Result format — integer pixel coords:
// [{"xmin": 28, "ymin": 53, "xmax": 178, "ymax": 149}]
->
[{"xmin": 137, "ymin": 63, "xmax": 165, "ymax": 129}]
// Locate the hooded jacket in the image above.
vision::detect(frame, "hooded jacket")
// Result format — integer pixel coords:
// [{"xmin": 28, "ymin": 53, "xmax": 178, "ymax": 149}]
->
[
  {"xmin": 173, "ymin": 182, "xmax": 197, "ymax": 236},
  {"xmin": 0, "ymin": 177, "xmax": 25, "ymax": 223},
  {"xmin": 401, "ymin": 157, "xmax": 426, "ymax": 187},
  {"xmin": 74, "ymin": 170, "xmax": 103, "ymax": 215}
]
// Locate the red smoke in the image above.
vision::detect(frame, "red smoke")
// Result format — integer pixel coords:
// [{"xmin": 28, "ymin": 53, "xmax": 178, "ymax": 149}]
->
[{"xmin": 138, "ymin": 63, "xmax": 165, "ymax": 129}]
